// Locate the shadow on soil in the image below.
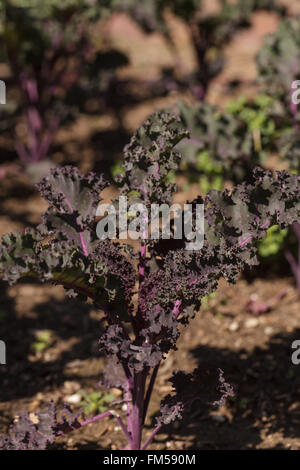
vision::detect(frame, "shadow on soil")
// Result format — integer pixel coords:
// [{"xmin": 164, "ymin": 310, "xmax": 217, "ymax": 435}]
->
[{"xmin": 148, "ymin": 328, "xmax": 300, "ymax": 450}]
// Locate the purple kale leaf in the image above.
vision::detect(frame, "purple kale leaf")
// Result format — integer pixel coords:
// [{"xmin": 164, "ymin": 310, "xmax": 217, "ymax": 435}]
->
[
  {"xmin": 0, "ymin": 402, "xmax": 81, "ymax": 450},
  {"xmin": 99, "ymin": 324, "xmax": 163, "ymax": 373},
  {"xmin": 37, "ymin": 166, "xmax": 107, "ymax": 255},
  {"xmin": 175, "ymin": 101, "xmax": 257, "ymax": 183},
  {"xmin": 141, "ymin": 168, "xmax": 299, "ymax": 333},
  {"xmin": 115, "ymin": 111, "xmax": 189, "ymax": 207},
  {"xmin": 158, "ymin": 368, "xmax": 234, "ymax": 426},
  {"xmin": 0, "ymin": 166, "xmax": 136, "ymax": 318},
  {"xmin": 0, "ymin": 230, "xmax": 135, "ymax": 318}
]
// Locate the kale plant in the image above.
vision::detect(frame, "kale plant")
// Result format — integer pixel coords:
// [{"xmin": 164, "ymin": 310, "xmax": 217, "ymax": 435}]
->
[
  {"xmin": 174, "ymin": 101, "xmax": 263, "ymax": 188},
  {"xmin": 226, "ymin": 95, "xmax": 277, "ymax": 156},
  {"xmin": 115, "ymin": 0, "xmax": 284, "ymax": 98},
  {"xmin": 257, "ymin": 16, "xmax": 300, "ymax": 115},
  {"xmin": 0, "ymin": 111, "xmax": 299, "ymax": 450},
  {"xmin": 173, "ymin": 99, "xmax": 293, "ymax": 274},
  {"xmin": 257, "ymin": 17, "xmax": 300, "ymax": 292},
  {"xmin": 257, "ymin": 16, "xmax": 300, "ymax": 169},
  {"xmin": 0, "ymin": 0, "xmax": 119, "ymax": 170}
]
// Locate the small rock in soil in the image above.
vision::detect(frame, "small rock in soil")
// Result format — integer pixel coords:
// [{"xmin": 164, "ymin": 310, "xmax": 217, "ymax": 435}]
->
[
  {"xmin": 66, "ymin": 393, "xmax": 82, "ymax": 404},
  {"xmin": 245, "ymin": 318, "xmax": 260, "ymax": 329}
]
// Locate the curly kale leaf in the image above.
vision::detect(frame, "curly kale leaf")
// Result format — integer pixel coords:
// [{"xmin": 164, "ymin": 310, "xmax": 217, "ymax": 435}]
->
[
  {"xmin": 174, "ymin": 101, "xmax": 260, "ymax": 184},
  {"xmin": 0, "ymin": 231, "xmax": 135, "ymax": 318},
  {"xmin": 0, "ymin": 402, "xmax": 81, "ymax": 450},
  {"xmin": 100, "ymin": 167, "xmax": 299, "ymax": 370},
  {"xmin": 115, "ymin": 111, "xmax": 189, "ymax": 207},
  {"xmin": 257, "ymin": 16, "xmax": 300, "ymax": 108},
  {"xmin": 158, "ymin": 368, "xmax": 234, "ymax": 425},
  {"xmin": 0, "ymin": 167, "xmax": 136, "ymax": 318},
  {"xmin": 143, "ymin": 169, "xmax": 300, "ymax": 325},
  {"xmin": 37, "ymin": 166, "xmax": 107, "ymax": 255}
]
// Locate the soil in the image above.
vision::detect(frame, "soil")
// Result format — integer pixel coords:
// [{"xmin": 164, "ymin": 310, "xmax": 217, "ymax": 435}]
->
[{"xmin": 0, "ymin": 3, "xmax": 300, "ymax": 451}]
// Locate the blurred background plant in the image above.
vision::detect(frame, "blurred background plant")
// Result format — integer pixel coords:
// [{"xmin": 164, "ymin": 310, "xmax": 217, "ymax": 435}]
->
[
  {"xmin": 0, "ymin": 0, "xmax": 289, "ymax": 183},
  {"xmin": 257, "ymin": 15, "xmax": 300, "ymax": 292},
  {"xmin": 31, "ymin": 329, "xmax": 53, "ymax": 353},
  {"xmin": 80, "ymin": 390, "xmax": 115, "ymax": 416},
  {"xmin": 114, "ymin": 0, "xmax": 286, "ymax": 99},
  {"xmin": 166, "ymin": 94, "xmax": 298, "ymax": 285},
  {"xmin": 0, "ymin": 0, "xmax": 128, "ymax": 181},
  {"xmin": 173, "ymin": 99, "xmax": 266, "ymax": 191}
]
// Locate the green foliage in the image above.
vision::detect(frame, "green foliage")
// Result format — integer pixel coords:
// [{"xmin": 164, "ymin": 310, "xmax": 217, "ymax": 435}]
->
[
  {"xmin": 196, "ymin": 151, "xmax": 224, "ymax": 193},
  {"xmin": 80, "ymin": 391, "xmax": 115, "ymax": 416},
  {"xmin": 258, "ymin": 225, "xmax": 288, "ymax": 258},
  {"xmin": 174, "ymin": 101, "xmax": 262, "ymax": 187},
  {"xmin": 226, "ymin": 95, "xmax": 276, "ymax": 154},
  {"xmin": 200, "ymin": 292, "xmax": 217, "ymax": 311},
  {"xmin": 111, "ymin": 161, "xmax": 125, "ymax": 180},
  {"xmin": 32, "ymin": 330, "xmax": 52, "ymax": 353}
]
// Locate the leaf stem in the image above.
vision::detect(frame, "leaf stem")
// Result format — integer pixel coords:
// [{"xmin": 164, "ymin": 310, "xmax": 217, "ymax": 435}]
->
[
  {"xmin": 143, "ymin": 364, "xmax": 160, "ymax": 424},
  {"xmin": 141, "ymin": 423, "xmax": 163, "ymax": 450},
  {"xmin": 80, "ymin": 410, "xmax": 131, "ymax": 443}
]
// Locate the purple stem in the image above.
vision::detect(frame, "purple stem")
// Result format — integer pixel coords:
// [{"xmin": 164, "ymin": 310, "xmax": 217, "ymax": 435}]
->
[
  {"xmin": 80, "ymin": 410, "xmax": 131, "ymax": 443},
  {"xmin": 64, "ymin": 198, "xmax": 89, "ymax": 257},
  {"xmin": 285, "ymin": 222, "xmax": 300, "ymax": 293},
  {"xmin": 285, "ymin": 249, "xmax": 298, "ymax": 276},
  {"xmin": 79, "ymin": 232, "xmax": 89, "ymax": 257},
  {"xmin": 143, "ymin": 365, "xmax": 160, "ymax": 424},
  {"xmin": 80, "ymin": 410, "xmax": 111, "ymax": 426},
  {"xmin": 126, "ymin": 378, "xmax": 133, "ymax": 437},
  {"xmin": 293, "ymin": 221, "xmax": 300, "ymax": 240},
  {"xmin": 291, "ymin": 70, "xmax": 299, "ymax": 130},
  {"xmin": 130, "ymin": 372, "xmax": 147, "ymax": 450},
  {"xmin": 141, "ymin": 423, "xmax": 163, "ymax": 450},
  {"xmin": 137, "ymin": 297, "xmax": 182, "ymax": 438},
  {"xmin": 239, "ymin": 220, "xmax": 270, "ymax": 247},
  {"xmin": 38, "ymin": 116, "xmax": 60, "ymax": 160},
  {"xmin": 15, "ymin": 142, "xmax": 30, "ymax": 163},
  {"xmin": 172, "ymin": 299, "xmax": 182, "ymax": 320},
  {"xmin": 139, "ymin": 243, "xmax": 146, "ymax": 280}
]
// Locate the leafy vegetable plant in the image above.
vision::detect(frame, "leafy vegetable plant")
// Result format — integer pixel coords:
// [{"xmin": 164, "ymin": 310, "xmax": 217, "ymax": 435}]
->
[
  {"xmin": 257, "ymin": 16, "xmax": 300, "ymax": 170},
  {"xmin": 257, "ymin": 16, "xmax": 300, "ymax": 292},
  {"xmin": 80, "ymin": 391, "xmax": 115, "ymax": 417},
  {"xmin": 226, "ymin": 95, "xmax": 277, "ymax": 156},
  {"xmin": 0, "ymin": 111, "xmax": 299, "ymax": 450},
  {"xmin": 115, "ymin": 0, "xmax": 285, "ymax": 98},
  {"xmin": 174, "ymin": 100, "xmax": 264, "ymax": 189},
  {"xmin": 31, "ymin": 330, "xmax": 52, "ymax": 353},
  {"xmin": 171, "ymin": 98, "xmax": 293, "ymax": 273},
  {"xmin": 0, "ymin": 0, "xmax": 115, "ymax": 169}
]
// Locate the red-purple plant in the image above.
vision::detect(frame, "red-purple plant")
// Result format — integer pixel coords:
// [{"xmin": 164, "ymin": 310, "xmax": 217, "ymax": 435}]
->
[
  {"xmin": 257, "ymin": 16, "xmax": 300, "ymax": 293},
  {"xmin": 0, "ymin": 1, "xmax": 105, "ymax": 165},
  {"xmin": 284, "ymin": 83, "xmax": 300, "ymax": 294},
  {"xmin": 0, "ymin": 112, "xmax": 299, "ymax": 450}
]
